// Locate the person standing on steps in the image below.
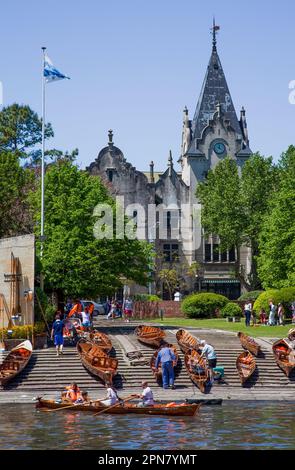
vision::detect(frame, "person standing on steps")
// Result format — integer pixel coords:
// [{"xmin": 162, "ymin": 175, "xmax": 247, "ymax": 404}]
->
[
  {"xmin": 51, "ymin": 313, "xmax": 65, "ymax": 356},
  {"xmin": 155, "ymin": 342, "xmax": 176, "ymax": 390}
]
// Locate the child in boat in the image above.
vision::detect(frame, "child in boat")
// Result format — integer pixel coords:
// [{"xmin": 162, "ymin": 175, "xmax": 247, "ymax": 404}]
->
[{"xmin": 75, "ymin": 391, "xmax": 92, "ymax": 404}]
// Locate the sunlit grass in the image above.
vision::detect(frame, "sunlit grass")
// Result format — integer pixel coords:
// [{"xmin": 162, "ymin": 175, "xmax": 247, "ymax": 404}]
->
[{"xmin": 149, "ymin": 317, "xmax": 292, "ymax": 338}]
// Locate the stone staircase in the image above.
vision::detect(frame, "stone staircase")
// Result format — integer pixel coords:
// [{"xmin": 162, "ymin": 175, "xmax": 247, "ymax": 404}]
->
[{"xmin": 2, "ymin": 323, "xmax": 295, "ymax": 392}]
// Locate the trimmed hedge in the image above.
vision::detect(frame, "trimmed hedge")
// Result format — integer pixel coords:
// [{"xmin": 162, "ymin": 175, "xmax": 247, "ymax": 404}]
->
[
  {"xmin": 221, "ymin": 302, "xmax": 242, "ymax": 318},
  {"xmin": 238, "ymin": 291, "xmax": 263, "ymax": 302},
  {"xmin": 253, "ymin": 287, "xmax": 295, "ymax": 316},
  {"xmin": 181, "ymin": 293, "xmax": 229, "ymax": 319}
]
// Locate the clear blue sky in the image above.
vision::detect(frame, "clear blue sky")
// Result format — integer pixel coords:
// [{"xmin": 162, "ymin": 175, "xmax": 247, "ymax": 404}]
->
[{"xmin": 1, "ymin": 0, "xmax": 294, "ymax": 170}]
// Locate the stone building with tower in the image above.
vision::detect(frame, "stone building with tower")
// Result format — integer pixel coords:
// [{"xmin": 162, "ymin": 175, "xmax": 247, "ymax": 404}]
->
[{"xmin": 87, "ymin": 25, "xmax": 252, "ymax": 299}]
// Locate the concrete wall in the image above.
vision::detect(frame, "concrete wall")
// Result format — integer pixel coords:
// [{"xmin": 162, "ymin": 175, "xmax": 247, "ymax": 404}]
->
[{"xmin": 0, "ymin": 234, "xmax": 35, "ymax": 327}]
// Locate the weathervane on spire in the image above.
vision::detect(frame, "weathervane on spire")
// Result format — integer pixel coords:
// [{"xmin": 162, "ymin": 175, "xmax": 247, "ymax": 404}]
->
[{"xmin": 211, "ymin": 17, "xmax": 220, "ymax": 51}]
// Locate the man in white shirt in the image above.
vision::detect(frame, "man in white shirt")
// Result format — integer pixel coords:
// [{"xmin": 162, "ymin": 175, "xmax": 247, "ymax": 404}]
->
[{"xmin": 136, "ymin": 381, "xmax": 154, "ymax": 407}]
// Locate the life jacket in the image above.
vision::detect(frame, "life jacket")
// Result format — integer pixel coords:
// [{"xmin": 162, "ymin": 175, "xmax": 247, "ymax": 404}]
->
[{"xmin": 66, "ymin": 386, "xmax": 81, "ymax": 402}]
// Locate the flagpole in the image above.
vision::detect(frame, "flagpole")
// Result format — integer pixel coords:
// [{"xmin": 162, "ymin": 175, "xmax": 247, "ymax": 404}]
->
[{"xmin": 40, "ymin": 46, "xmax": 46, "ymax": 290}]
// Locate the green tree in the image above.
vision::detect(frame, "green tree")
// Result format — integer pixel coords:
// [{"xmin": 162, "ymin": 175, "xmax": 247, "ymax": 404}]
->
[
  {"xmin": 0, "ymin": 151, "xmax": 34, "ymax": 238},
  {"xmin": 197, "ymin": 157, "xmax": 247, "ymax": 286},
  {"xmin": 241, "ymin": 153, "xmax": 276, "ymax": 287},
  {"xmin": 197, "ymin": 154, "xmax": 276, "ymax": 290},
  {"xmin": 257, "ymin": 146, "xmax": 295, "ymax": 288},
  {"xmin": 158, "ymin": 269, "xmax": 178, "ymax": 300},
  {"xmin": 0, "ymin": 104, "xmax": 53, "ymax": 159},
  {"xmin": 29, "ymin": 160, "xmax": 152, "ymax": 298}
]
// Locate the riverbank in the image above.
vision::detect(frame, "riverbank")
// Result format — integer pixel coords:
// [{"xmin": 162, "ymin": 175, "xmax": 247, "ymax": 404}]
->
[
  {"xmin": 1, "ymin": 387, "xmax": 295, "ymax": 404},
  {"xmin": 0, "ymin": 318, "xmax": 294, "ymax": 403}
]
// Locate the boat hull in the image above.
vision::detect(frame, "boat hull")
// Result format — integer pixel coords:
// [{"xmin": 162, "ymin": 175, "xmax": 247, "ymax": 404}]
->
[
  {"xmin": 237, "ymin": 332, "xmax": 261, "ymax": 357},
  {"xmin": 184, "ymin": 349, "xmax": 211, "ymax": 393},
  {"xmin": 0, "ymin": 340, "xmax": 33, "ymax": 387},
  {"xmin": 176, "ymin": 329, "xmax": 200, "ymax": 354},
  {"xmin": 236, "ymin": 351, "xmax": 256, "ymax": 385},
  {"xmin": 135, "ymin": 325, "xmax": 166, "ymax": 349},
  {"xmin": 272, "ymin": 339, "xmax": 295, "ymax": 377},
  {"xmin": 36, "ymin": 398, "xmax": 200, "ymax": 416},
  {"xmin": 76, "ymin": 340, "xmax": 118, "ymax": 385}
]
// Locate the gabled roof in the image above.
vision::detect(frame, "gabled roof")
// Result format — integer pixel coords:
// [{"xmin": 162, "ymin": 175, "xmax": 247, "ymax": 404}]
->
[{"xmin": 191, "ymin": 47, "xmax": 242, "ymax": 141}]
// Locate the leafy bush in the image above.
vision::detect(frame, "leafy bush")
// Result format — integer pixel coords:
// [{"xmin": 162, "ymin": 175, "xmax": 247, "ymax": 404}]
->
[
  {"xmin": 221, "ymin": 302, "xmax": 242, "ymax": 318},
  {"xmin": 238, "ymin": 291, "xmax": 263, "ymax": 302},
  {"xmin": 0, "ymin": 322, "xmax": 46, "ymax": 339},
  {"xmin": 181, "ymin": 293, "xmax": 229, "ymax": 318},
  {"xmin": 253, "ymin": 287, "xmax": 295, "ymax": 316}
]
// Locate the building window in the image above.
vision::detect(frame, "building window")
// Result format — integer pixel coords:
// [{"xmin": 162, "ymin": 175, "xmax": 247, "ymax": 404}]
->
[
  {"xmin": 163, "ymin": 243, "xmax": 179, "ymax": 262},
  {"xmin": 221, "ymin": 250, "xmax": 227, "ymax": 262},
  {"xmin": 229, "ymin": 247, "xmax": 236, "ymax": 262},
  {"xmin": 107, "ymin": 169, "xmax": 114, "ymax": 182},
  {"xmin": 213, "ymin": 244, "xmax": 219, "ymax": 262},
  {"xmin": 205, "ymin": 244, "xmax": 212, "ymax": 262}
]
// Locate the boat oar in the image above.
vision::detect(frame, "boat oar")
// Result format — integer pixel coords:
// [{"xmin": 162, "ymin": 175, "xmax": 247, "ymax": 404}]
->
[
  {"xmin": 93, "ymin": 394, "xmax": 137, "ymax": 416},
  {"xmin": 42, "ymin": 403, "xmax": 81, "ymax": 412}
]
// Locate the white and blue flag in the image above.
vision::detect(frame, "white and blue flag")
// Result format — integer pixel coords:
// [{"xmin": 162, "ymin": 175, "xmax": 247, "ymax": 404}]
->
[{"xmin": 44, "ymin": 54, "xmax": 70, "ymax": 83}]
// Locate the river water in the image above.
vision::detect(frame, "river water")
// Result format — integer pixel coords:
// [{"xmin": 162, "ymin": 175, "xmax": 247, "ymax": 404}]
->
[{"xmin": 0, "ymin": 401, "xmax": 294, "ymax": 450}]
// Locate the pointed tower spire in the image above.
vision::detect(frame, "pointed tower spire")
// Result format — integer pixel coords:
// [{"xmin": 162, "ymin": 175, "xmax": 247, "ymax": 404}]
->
[
  {"xmin": 189, "ymin": 21, "xmax": 242, "ymax": 145},
  {"xmin": 168, "ymin": 150, "xmax": 173, "ymax": 177}
]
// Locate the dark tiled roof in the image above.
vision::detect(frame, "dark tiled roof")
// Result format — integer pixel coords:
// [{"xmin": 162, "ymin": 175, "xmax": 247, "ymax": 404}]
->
[{"xmin": 191, "ymin": 48, "xmax": 242, "ymax": 140}]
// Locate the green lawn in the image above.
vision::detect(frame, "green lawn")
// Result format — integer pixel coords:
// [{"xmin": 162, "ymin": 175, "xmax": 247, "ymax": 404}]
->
[{"xmin": 149, "ymin": 317, "xmax": 292, "ymax": 338}]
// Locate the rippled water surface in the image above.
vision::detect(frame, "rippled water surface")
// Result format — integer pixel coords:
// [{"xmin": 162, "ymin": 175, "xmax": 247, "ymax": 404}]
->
[{"xmin": 0, "ymin": 401, "xmax": 294, "ymax": 450}]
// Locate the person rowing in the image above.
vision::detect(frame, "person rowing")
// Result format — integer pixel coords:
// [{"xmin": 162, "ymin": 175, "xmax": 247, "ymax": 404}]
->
[
  {"xmin": 135, "ymin": 381, "xmax": 155, "ymax": 407},
  {"xmin": 95, "ymin": 384, "xmax": 120, "ymax": 407}
]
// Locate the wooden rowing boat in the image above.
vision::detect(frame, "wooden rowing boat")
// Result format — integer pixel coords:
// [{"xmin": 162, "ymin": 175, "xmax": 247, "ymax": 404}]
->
[
  {"xmin": 236, "ymin": 351, "xmax": 256, "ymax": 385},
  {"xmin": 176, "ymin": 329, "xmax": 200, "ymax": 354},
  {"xmin": 36, "ymin": 398, "xmax": 200, "ymax": 416},
  {"xmin": 272, "ymin": 338, "xmax": 295, "ymax": 377},
  {"xmin": 87, "ymin": 331, "xmax": 112, "ymax": 352},
  {"xmin": 76, "ymin": 339, "xmax": 118, "ymax": 385},
  {"xmin": 237, "ymin": 332, "xmax": 261, "ymax": 357},
  {"xmin": 150, "ymin": 344, "xmax": 178, "ymax": 384},
  {"xmin": 134, "ymin": 325, "xmax": 166, "ymax": 348},
  {"xmin": 184, "ymin": 349, "xmax": 211, "ymax": 393},
  {"xmin": 0, "ymin": 340, "xmax": 33, "ymax": 388}
]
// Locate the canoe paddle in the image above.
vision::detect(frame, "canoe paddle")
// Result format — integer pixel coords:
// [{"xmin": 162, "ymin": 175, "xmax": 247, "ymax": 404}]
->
[{"xmin": 93, "ymin": 394, "xmax": 137, "ymax": 416}]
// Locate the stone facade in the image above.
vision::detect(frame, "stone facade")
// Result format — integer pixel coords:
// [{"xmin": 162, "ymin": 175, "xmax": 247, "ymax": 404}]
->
[
  {"xmin": 0, "ymin": 234, "xmax": 35, "ymax": 327},
  {"xmin": 87, "ymin": 28, "xmax": 252, "ymax": 299}
]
